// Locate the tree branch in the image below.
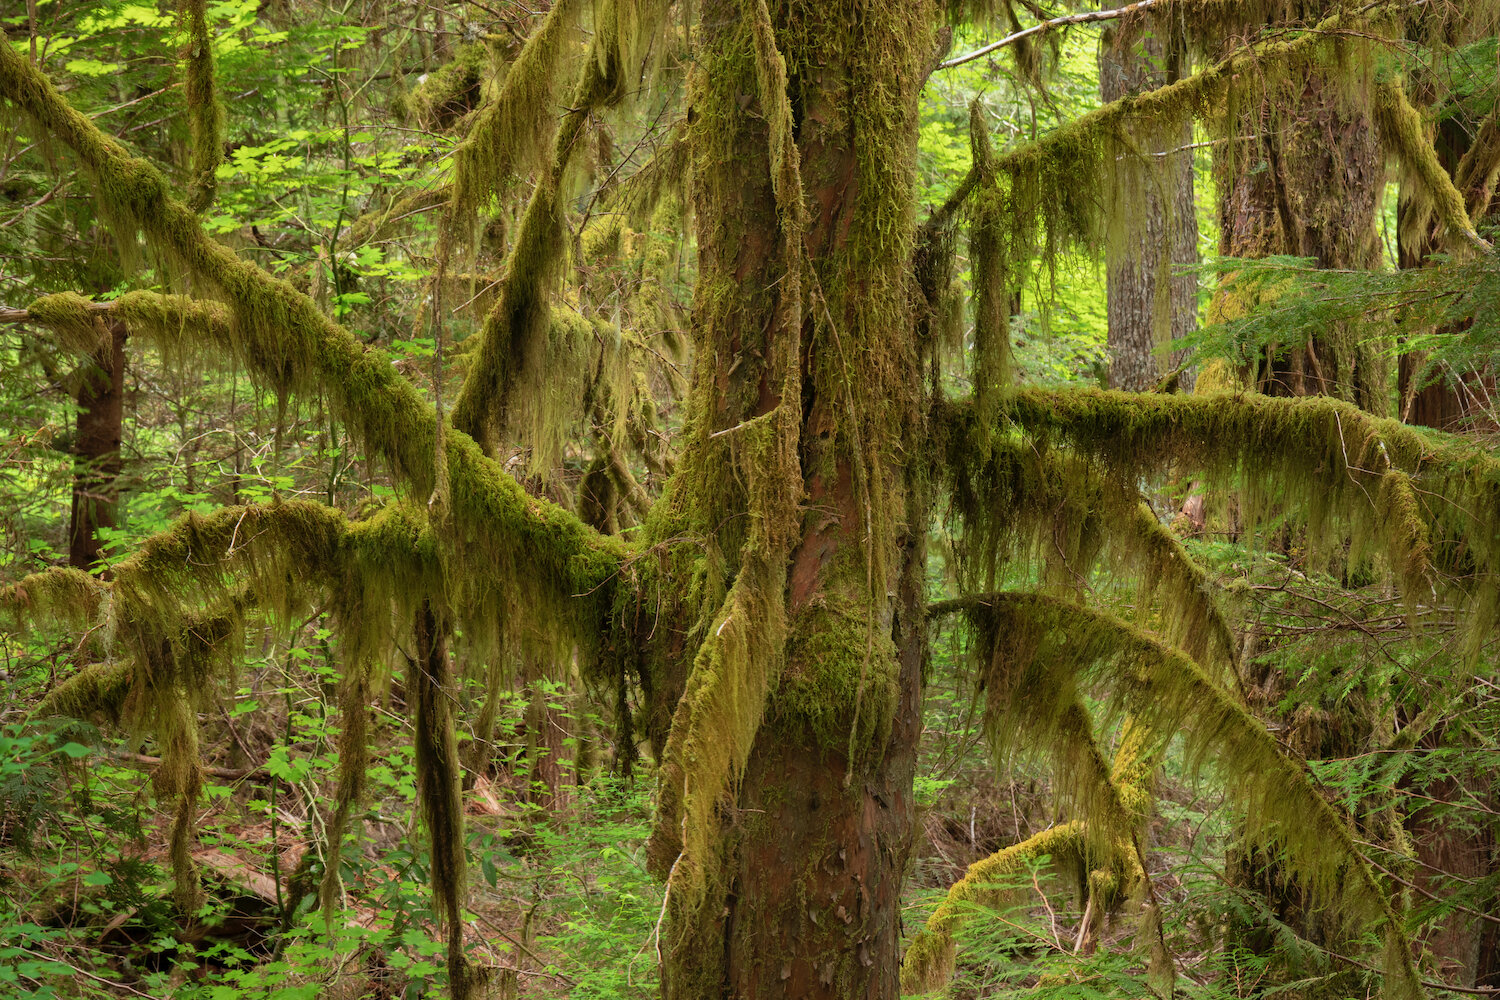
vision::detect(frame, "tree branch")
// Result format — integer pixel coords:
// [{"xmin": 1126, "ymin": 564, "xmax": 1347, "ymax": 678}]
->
[
  {"xmin": 0, "ymin": 44, "xmax": 627, "ymax": 611},
  {"xmin": 939, "ymin": 0, "xmax": 1161, "ymax": 70}
]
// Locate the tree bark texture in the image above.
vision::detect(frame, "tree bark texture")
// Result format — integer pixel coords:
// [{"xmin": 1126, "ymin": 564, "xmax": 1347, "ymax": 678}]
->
[
  {"xmin": 68, "ymin": 318, "xmax": 126, "ymax": 570},
  {"xmin": 646, "ymin": 1, "xmax": 933, "ymax": 996},
  {"xmin": 1100, "ymin": 23, "xmax": 1198, "ymax": 392}
]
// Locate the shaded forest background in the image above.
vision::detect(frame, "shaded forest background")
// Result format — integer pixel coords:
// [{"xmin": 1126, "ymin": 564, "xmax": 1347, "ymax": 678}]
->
[{"xmin": 1, "ymin": 1, "xmax": 1499, "ymax": 998}]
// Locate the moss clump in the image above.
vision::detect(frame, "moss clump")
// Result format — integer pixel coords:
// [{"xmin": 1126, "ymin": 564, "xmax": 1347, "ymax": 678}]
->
[
  {"xmin": 776, "ymin": 600, "xmax": 897, "ymax": 759},
  {"xmin": 405, "ymin": 43, "xmax": 494, "ymax": 130},
  {"xmin": 0, "ymin": 565, "xmax": 106, "ymax": 630},
  {"xmin": 25, "ymin": 292, "xmax": 109, "ymax": 356},
  {"xmin": 36, "ymin": 660, "xmax": 134, "ymax": 724}
]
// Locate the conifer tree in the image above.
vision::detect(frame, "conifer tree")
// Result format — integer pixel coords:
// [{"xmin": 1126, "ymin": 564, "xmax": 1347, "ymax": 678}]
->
[{"xmin": 4, "ymin": 2, "xmax": 1500, "ymax": 997}]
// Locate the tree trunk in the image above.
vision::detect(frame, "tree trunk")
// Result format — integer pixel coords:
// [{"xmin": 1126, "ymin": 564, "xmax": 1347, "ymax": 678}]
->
[
  {"xmin": 1214, "ymin": 73, "xmax": 1386, "ymax": 411},
  {"xmin": 648, "ymin": 2, "xmax": 933, "ymax": 996},
  {"xmin": 1100, "ymin": 22, "xmax": 1198, "ymax": 392},
  {"xmin": 68, "ymin": 318, "xmax": 126, "ymax": 570},
  {"xmin": 1396, "ymin": 111, "xmax": 1497, "ymax": 430}
]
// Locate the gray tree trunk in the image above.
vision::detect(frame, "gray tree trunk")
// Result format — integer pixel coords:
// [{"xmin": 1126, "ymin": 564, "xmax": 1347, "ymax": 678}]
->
[{"xmin": 1100, "ymin": 23, "xmax": 1198, "ymax": 392}]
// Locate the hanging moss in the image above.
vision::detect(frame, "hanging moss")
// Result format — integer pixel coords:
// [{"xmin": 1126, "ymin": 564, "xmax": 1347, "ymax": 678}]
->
[
  {"xmin": 179, "ymin": 0, "xmax": 223, "ymax": 213},
  {"xmin": 967, "ymin": 101, "xmax": 1012, "ymax": 440},
  {"xmin": 1373, "ymin": 75, "xmax": 1490, "ymax": 255},
  {"xmin": 410, "ymin": 603, "xmax": 485, "ymax": 1000},
  {"xmin": 995, "ymin": 387, "xmax": 1500, "ymax": 654},
  {"xmin": 24, "ymin": 291, "xmax": 110, "ymax": 356},
  {"xmin": 318, "ymin": 656, "xmax": 370, "ymax": 916},
  {"xmin": 0, "ymin": 565, "xmax": 106, "ymax": 630},
  {"xmin": 955, "ymin": 591, "xmax": 1423, "ymax": 1000},
  {"xmin": 449, "ymin": 0, "xmax": 583, "ymax": 219},
  {"xmin": 942, "ymin": 426, "xmax": 1242, "ymax": 685}
]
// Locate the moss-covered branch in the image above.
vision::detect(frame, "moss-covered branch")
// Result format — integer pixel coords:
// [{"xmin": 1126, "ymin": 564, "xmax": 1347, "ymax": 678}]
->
[
  {"xmin": 994, "ymin": 388, "xmax": 1499, "ymax": 650},
  {"xmin": 901, "ymin": 706, "xmax": 1156, "ymax": 994},
  {"xmin": 957, "ymin": 591, "xmax": 1424, "ymax": 1000},
  {"xmin": 1373, "ymin": 76, "xmax": 1491, "ymax": 255},
  {"xmin": 0, "ymin": 44, "xmax": 626, "ymax": 618},
  {"xmin": 943, "ymin": 426, "xmax": 1241, "ymax": 686}
]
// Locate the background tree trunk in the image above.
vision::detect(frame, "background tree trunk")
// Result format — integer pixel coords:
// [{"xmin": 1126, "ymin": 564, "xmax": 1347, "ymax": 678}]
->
[
  {"xmin": 1215, "ymin": 74, "xmax": 1386, "ymax": 411},
  {"xmin": 1100, "ymin": 22, "xmax": 1198, "ymax": 392},
  {"xmin": 68, "ymin": 318, "xmax": 126, "ymax": 570}
]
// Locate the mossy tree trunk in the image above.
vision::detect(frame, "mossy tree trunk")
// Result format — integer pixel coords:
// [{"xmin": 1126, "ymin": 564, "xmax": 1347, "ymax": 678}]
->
[
  {"xmin": 1099, "ymin": 22, "xmax": 1197, "ymax": 392},
  {"xmin": 640, "ymin": 1, "xmax": 932, "ymax": 996},
  {"xmin": 68, "ymin": 318, "xmax": 126, "ymax": 571},
  {"xmin": 1396, "ymin": 111, "xmax": 1497, "ymax": 430},
  {"xmin": 1215, "ymin": 72, "xmax": 1386, "ymax": 411}
]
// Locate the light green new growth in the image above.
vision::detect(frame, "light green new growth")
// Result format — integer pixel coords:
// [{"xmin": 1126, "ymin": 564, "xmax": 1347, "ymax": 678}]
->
[{"xmin": 180, "ymin": 0, "xmax": 223, "ymax": 213}]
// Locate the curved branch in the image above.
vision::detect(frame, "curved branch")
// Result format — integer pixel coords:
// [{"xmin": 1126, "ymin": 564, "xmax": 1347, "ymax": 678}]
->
[
  {"xmin": 960, "ymin": 590, "xmax": 1424, "ymax": 999},
  {"xmin": 993, "ymin": 389, "xmax": 1494, "ymax": 625},
  {"xmin": 943, "ymin": 432, "xmax": 1243, "ymax": 688},
  {"xmin": 0, "ymin": 44, "xmax": 626, "ymax": 615}
]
